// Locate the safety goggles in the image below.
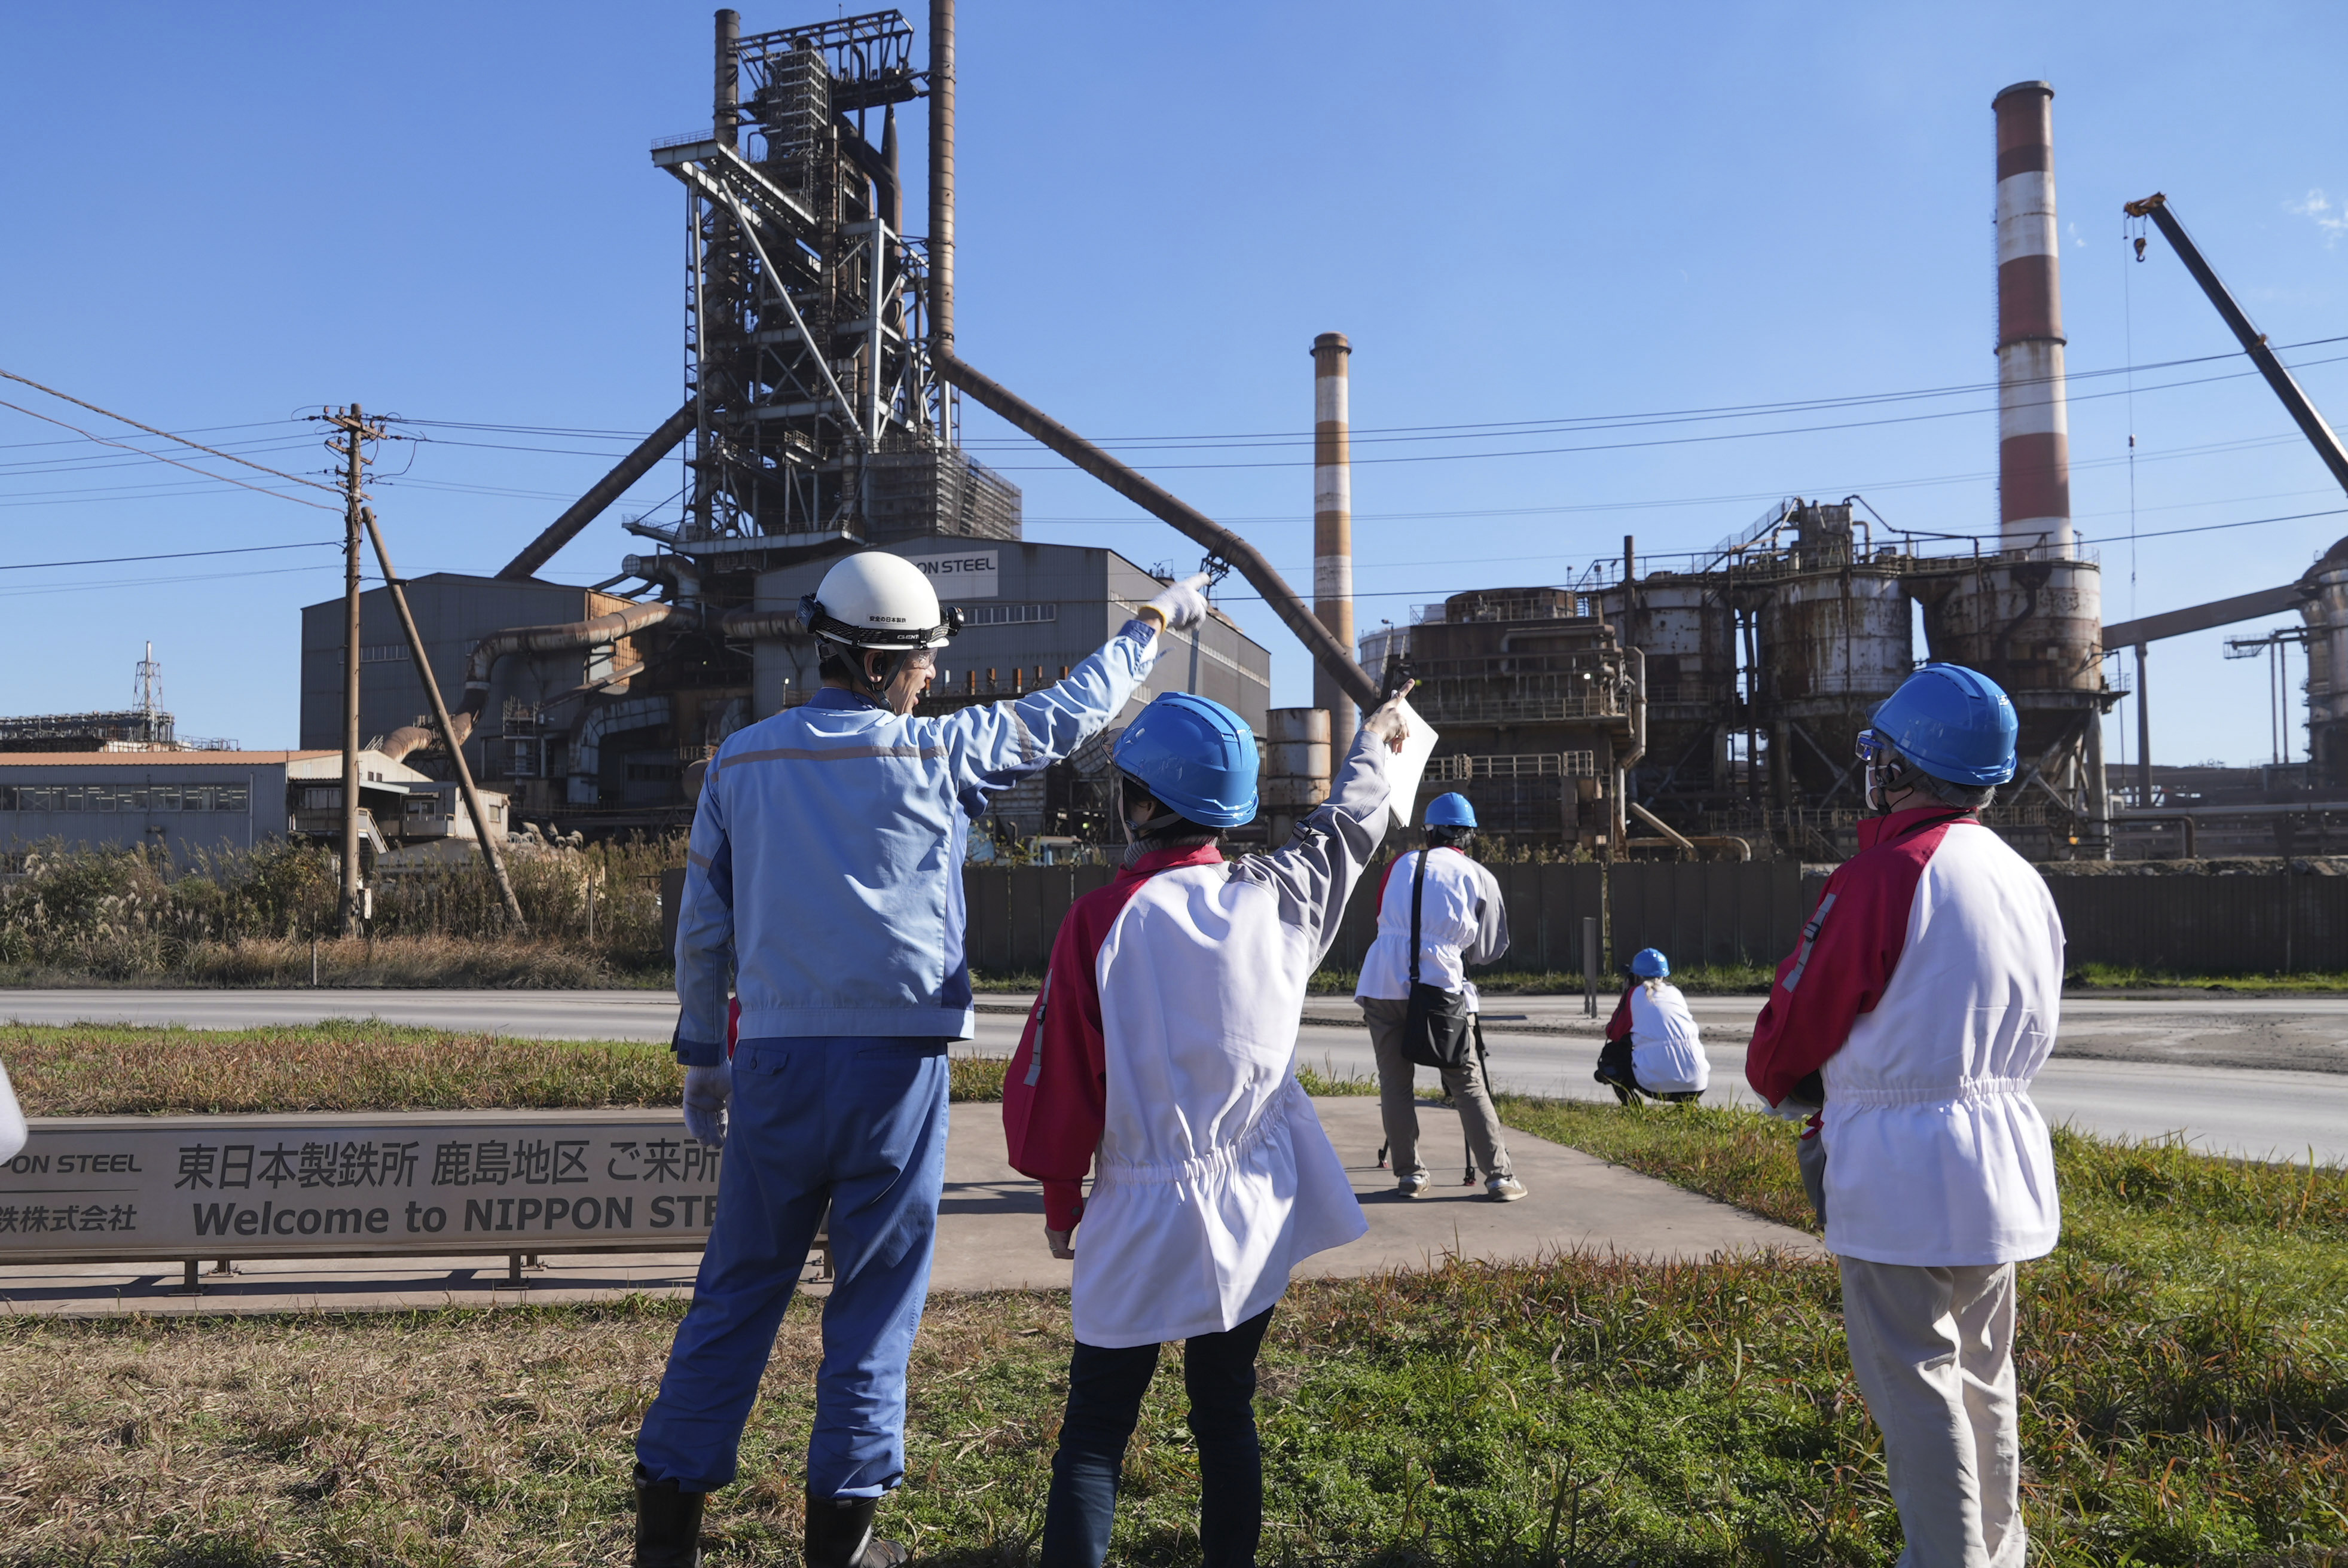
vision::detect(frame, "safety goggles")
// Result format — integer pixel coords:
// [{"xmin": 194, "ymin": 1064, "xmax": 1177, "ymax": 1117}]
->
[
  {"xmin": 897, "ymin": 647, "xmax": 938, "ymax": 674},
  {"xmin": 1852, "ymin": 729, "xmax": 1891, "ymax": 763}
]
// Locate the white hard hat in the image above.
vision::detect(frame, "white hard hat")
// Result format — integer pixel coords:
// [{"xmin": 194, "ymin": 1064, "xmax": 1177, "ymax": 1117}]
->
[{"xmin": 802, "ymin": 552, "xmax": 961, "ymax": 651}]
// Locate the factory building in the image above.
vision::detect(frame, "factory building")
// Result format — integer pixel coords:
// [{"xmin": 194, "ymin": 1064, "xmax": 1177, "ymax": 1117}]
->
[{"xmin": 0, "ymin": 750, "xmax": 505, "ymax": 858}]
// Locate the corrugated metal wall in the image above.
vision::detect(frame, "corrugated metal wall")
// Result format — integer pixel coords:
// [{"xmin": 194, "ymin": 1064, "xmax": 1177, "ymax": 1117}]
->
[
  {"xmin": 667, "ymin": 860, "xmax": 2348, "ymax": 981},
  {"xmin": 957, "ymin": 859, "xmax": 1810, "ymax": 976},
  {"xmin": 2045, "ymin": 875, "xmax": 2348, "ymax": 973}
]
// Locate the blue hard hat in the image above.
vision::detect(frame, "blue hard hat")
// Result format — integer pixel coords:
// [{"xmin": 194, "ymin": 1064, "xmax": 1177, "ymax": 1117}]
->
[
  {"xmin": 1865, "ymin": 664, "xmax": 2019, "ymax": 786},
  {"xmin": 1629, "ymin": 947, "xmax": 1670, "ymax": 979},
  {"xmin": 1112, "ymin": 692, "xmax": 1260, "ymax": 828},
  {"xmin": 1425, "ymin": 793, "xmax": 1477, "ymax": 829}
]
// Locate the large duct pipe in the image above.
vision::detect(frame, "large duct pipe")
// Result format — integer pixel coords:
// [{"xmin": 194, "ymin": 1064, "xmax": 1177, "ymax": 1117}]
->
[
  {"xmin": 443, "ymin": 601, "xmax": 682, "ymax": 747},
  {"xmin": 1993, "ymin": 81, "xmax": 2072, "ymax": 557},
  {"xmin": 927, "ymin": 0, "xmax": 955, "ymax": 355},
  {"xmin": 1311, "ymin": 332, "xmax": 1356, "ymax": 736},
  {"xmin": 715, "ymin": 9, "xmax": 740, "ymax": 151},
  {"xmin": 497, "ymin": 404, "xmax": 695, "ymax": 580},
  {"xmin": 938, "ymin": 352, "xmax": 1381, "ymax": 711}
]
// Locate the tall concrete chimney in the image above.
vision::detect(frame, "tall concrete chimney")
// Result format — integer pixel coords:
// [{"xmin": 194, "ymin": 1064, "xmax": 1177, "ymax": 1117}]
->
[
  {"xmin": 1311, "ymin": 332, "xmax": 1356, "ymax": 736},
  {"xmin": 1993, "ymin": 81, "xmax": 2072, "ymax": 556}
]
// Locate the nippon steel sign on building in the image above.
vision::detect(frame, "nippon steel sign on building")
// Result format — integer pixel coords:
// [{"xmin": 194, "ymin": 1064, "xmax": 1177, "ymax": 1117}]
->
[{"xmin": 0, "ymin": 1110, "xmax": 721, "ymax": 1263}]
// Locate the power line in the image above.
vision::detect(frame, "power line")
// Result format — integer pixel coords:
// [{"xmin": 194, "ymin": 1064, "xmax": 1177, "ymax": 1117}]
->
[
  {"xmin": 0, "ymin": 540, "xmax": 339, "ymax": 573},
  {"xmin": 0, "ymin": 369, "xmax": 341, "ymax": 494},
  {"xmin": 0, "ymin": 398, "xmax": 340, "ymax": 512}
]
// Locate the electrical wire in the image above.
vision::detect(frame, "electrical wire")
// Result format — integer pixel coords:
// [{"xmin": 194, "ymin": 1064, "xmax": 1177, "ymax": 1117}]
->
[
  {"xmin": 0, "ymin": 541, "xmax": 340, "ymax": 573},
  {"xmin": 0, "ymin": 370, "xmax": 340, "ymax": 494},
  {"xmin": 0, "ymin": 398, "xmax": 340, "ymax": 512}
]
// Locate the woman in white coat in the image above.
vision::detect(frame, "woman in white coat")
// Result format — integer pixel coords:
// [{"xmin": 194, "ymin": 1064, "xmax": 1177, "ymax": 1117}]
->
[
  {"xmin": 1595, "ymin": 947, "xmax": 1711, "ymax": 1104},
  {"xmin": 1003, "ymin": 687, "xmax": 1415, "ymax": 1568}
]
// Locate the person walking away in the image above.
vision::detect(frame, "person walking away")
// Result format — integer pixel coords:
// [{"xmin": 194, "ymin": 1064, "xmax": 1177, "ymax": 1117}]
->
[
  {"xmin": 1002, "ymin": 686, "xmax": 1421, "ymax": 1568},
  {"xmin": 1593, "ymin": 947, "xmax": 1711, "ymax": 1104},
  {"xmin": 1352, "ymin": 792, "xmax": 1522, "ymax": 1200},
  {"xmin": 1745, "ymin": 664, "xmax": 2062, "ymax": 1568},
  {"xmin": 632, "ymin": 553, "xmax": 1213, "ymax": 1568}
]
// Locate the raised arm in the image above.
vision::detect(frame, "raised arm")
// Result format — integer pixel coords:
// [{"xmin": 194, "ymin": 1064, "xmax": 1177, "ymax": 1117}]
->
[
  {"xmin": 939, "ymin": 619, "xmax": 1161, "ymax": 812},
  {"xmin": 1229, "ymin": 701, "xmax": 1410, "ymax": 967}
]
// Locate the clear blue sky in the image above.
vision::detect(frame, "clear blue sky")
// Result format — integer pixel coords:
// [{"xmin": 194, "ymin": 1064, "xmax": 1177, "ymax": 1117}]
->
[{"xmin": 2, "ymin": 2, "xmax": 2344, "ymax": 768}]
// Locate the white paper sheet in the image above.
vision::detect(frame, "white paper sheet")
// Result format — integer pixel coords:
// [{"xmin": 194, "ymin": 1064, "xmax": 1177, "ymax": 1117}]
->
[{"xmin": 1381, "ymin": 695, "xmax": 1440, "ymax": 832}]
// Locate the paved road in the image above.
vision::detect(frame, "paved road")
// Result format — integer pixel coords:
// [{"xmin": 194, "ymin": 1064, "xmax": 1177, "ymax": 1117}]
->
[{"xmin": 6, "ymin": 988, "xmax": 2345, "ymax": 1166}]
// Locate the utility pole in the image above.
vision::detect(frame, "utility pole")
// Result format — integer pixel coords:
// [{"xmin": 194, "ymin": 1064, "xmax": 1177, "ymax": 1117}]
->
[
  {"xmin": 321, "ymin": 404, "xmax": 383, "ymax": 937},
  {"xmin": 360, "ymin": 506, "xmax": 527, "ymax": 931}
]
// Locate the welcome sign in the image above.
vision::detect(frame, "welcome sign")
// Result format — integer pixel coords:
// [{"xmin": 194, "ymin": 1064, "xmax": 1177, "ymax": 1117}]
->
[{"xmin": 0, "ymin": 1110, "xmax": 721, "ymax": 1263}]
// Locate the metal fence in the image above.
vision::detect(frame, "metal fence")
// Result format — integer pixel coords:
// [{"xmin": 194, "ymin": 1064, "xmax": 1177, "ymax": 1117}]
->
[
  {"xmin": 957, "ymin": 858, "xmax": 1809, "ymax": 977},
  {"xmin": 2044, "ymin": 875, "xmax": 2348, "ymax": 973}
]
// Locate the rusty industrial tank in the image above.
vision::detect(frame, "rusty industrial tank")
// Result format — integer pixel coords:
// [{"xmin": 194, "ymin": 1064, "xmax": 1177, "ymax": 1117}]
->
[
  {"xmin": 1913, "ymin": 555, "xmax": 2105, "ymax": 765},
  {"xmin": 1598, "ymin": 573, "xmax": 1736, "ymax": 797},
  {"xmin": 2300, "ymin": 537, "xmax": 2348, "ymax": 788},
  {"xmin": 1759, "ymin": 568, "xmax": 1911, "ymax": 795}
]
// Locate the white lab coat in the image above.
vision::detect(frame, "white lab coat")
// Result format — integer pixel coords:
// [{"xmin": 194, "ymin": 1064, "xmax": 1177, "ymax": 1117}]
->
[
  {"xmin": 1628, "ymin": 982, "xmax": 1711, "ymax": 1093},
  {"xmin": 1067, "ymin": 735, "xmax": 1390, "ymax": 1349}
]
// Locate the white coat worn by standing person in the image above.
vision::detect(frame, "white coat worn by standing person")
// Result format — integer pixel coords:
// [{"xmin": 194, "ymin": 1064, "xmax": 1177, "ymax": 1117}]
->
[
  {"xmin": 1351, "ymin": 791, "xmax": 1522, "ymax": 1199},
  {"xmin": 1745, "ymin": 664, "xmax": 2062, "ymax": 1568},
  {"xmin": 631, "ymin": 552, "xmax": 1214, "ymax": 1568},
  {"xmin": 1002, "ymin": 686, "xmax": 1420, "ymax": 1568}
]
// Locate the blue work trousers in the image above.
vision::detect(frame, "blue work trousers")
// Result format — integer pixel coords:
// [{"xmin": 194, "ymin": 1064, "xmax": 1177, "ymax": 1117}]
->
[
  {"xmin": 1039, "ymin": 1303, "xmax": 1277, "ymax": 1568},
  {"xmin": 636, "ymin": 1035, "xmax": 951, "ymax": 1497}
]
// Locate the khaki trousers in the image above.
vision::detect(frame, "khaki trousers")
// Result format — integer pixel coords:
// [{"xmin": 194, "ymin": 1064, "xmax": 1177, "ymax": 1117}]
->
[
  {"xmin": 1838, "ymin": 1258, "xmax": 2026, "ymax": 1568},
  {"xmin": 1358, "ymin": 997, "xmax": 1513, "ymax": 1181}
]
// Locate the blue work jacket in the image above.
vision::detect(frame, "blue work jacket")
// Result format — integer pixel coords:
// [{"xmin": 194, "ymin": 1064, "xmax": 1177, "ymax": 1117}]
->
[{"xmin": 671, "ymin": 619, "xmax": 1164, "ymax": 1060}]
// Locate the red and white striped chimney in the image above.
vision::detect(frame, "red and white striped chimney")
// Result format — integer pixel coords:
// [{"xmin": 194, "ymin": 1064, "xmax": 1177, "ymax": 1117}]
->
[
  {"xmin": 1311, "ymin": 332, "xmax": 1357, "ymax": 736},
  {"xmin": 1993, "ymin": 81, "xmax": 2072, "ymax": 557}
]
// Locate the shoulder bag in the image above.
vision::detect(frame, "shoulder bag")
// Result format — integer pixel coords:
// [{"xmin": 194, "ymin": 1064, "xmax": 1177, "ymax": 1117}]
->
[{"xmin": 1401, "ymin": 849, "xmax": 1474, "ymax": 1070}]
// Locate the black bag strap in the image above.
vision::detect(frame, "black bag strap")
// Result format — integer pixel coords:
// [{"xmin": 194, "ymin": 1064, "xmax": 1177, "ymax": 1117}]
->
[{"xmin": 1407, "ymin": 848, "xmax": 1427, "ymax": 991}]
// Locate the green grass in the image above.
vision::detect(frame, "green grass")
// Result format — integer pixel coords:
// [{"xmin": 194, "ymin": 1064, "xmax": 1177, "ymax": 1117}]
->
[
  {"xmin": 2066, "ymin": 962, "xmax": 2348, "ymax": 993},
  {"xmin": 5, "ymin": 1030, "xmax": 2343, "ymax": 1563}
]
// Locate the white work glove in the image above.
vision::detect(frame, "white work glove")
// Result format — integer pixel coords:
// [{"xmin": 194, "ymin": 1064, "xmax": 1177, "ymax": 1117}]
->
[
  {"xmin": 1142, "ymin": 572, "xmax": 1212, "ymax": 632},
  {"xmin": 1361, "ymin": 680, "xmax": 1416, "ymax": 753},
  {"xmin": 681, "ymin": 1062, "xmax": 731, "ymax": 1148}
]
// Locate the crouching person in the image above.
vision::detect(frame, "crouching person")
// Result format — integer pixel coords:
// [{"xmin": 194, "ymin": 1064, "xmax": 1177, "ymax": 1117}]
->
[
  {"xmin": 1003, "ymin": 687, "xmax": 1417, "ymax": 1568},
  {"xmin": 1593, "ymin": 947, "xmax": 1711, "ymax": 1104}
]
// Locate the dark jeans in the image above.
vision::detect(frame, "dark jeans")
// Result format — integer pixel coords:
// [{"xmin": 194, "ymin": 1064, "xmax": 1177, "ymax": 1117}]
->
[{"xmin": 1039, "ymin": 1304, "xmax": 1277, "ymax": 1568}]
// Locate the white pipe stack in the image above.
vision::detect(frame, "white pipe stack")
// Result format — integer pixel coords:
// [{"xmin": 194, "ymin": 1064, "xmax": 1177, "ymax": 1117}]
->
[{"xmin": 1993, "ymin": 81, "xmax": 2073, "ymax": 558}]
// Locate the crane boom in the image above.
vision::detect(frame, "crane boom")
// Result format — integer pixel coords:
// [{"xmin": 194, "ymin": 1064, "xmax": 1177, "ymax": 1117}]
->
[{"xmin": 2124, "ymin": 192, "xmax": 2348, "ymax": 498}]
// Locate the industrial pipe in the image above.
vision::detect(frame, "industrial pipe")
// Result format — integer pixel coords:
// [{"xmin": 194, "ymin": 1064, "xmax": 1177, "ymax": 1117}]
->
[
  {"xmin": 496, "ymin": 404, "xmax": 695, "ymax": 581},
  {"xmin": 361, "ymin": 508, "xmax": 527, "ymax": 931},
  {"xmin": 927, "ymin": 0, "xmax": 955, "ymax": 354},
  {"xmin": 717, "ymin": 608, "xmax": 809, "ymax": 641},
  {"xmin": 447, "ymin": 601, "xmax": 682, "ymax": 746},
  {"xmin": 715, "ymin": 8, "xmax": 740, "ymax": 151},
  {"xmin": 936, "ymin": 352, "xmax": 1380, "ymax": 711},
  {"xmin": 1614, "ymin": 646, "xmax": 1647, "ymax": 852}
]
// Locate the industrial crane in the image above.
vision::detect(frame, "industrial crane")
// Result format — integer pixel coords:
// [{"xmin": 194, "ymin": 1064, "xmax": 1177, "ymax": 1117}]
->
[{"xmin": 2098, "ymin": 192, "xmax": 2348, "ymax": 812}]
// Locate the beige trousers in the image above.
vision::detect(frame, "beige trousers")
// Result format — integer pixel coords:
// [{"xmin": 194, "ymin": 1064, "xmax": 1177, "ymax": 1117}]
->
[
  {"xmin": 1838, "ymin": 1258, "xmax": 2026, "ymax": 1568},
  {"xmin": 1358, "ymin": 996, "xmax": 1513, "ymax": 1181}
]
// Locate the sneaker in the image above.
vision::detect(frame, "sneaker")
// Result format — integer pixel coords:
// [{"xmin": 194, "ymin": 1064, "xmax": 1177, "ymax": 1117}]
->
[
  {"xmin": 1397, "ymin": 1172, "xmax": 1430, "ymax": 1199},
  {"xmin": 1487, "ymin": 1177, "xmax": 1528, "ymax": 1203}
]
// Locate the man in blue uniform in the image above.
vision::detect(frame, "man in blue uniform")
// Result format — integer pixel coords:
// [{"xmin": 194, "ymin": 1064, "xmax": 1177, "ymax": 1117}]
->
[{"xmin": 633, "ymin": 551, "xmax": 1210, "ymax": 1567}]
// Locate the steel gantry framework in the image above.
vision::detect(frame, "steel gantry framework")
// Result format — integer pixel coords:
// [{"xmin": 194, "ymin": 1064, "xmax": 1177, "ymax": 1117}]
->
[{"xmin": 646, "ymin": 8, "xmax": 1015, "ymax": 566}]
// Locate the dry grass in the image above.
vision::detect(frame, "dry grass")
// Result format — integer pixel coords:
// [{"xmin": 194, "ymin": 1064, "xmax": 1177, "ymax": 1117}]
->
[{"xmin": 1, "ymin": 1025, "xmax": 1012, "ymax": 1117}]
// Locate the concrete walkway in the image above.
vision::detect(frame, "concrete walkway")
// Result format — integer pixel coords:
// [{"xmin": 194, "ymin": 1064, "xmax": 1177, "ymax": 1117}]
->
[{"xmin": 0, "ymin": 1099, "xmax": 1815, "ymax": 1318}]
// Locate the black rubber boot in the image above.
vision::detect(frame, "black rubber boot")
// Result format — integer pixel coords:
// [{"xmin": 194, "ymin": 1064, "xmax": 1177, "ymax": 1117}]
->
[
  {"xmin": 805, "ymin": 1493, "xmax": 910, "ymax": 1568},
  {"xmin": 634, "ymin": 1465, "xmax": 705, "ymax": 1568}
]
